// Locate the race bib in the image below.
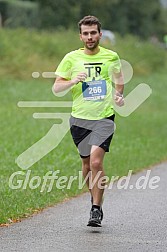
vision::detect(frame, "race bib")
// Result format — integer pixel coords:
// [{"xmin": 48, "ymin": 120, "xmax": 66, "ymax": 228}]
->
[{"xmin": 82, "ymin": 80, "xmax": 107, "ymax": 101}]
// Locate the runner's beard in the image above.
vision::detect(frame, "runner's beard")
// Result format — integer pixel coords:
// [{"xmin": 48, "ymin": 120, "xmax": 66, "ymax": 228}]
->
[{"xmin": 85, "ymin": 40, "xmax": 99, "ymax": 50}]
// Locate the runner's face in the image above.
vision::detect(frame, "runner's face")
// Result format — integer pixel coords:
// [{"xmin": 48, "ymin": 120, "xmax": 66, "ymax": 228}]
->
[{"xmin": 80, "ymin": 25, "xmax": 102, "ymax": 51}]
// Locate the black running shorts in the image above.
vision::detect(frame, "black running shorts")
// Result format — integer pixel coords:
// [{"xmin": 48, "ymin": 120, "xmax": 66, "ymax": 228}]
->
[{"xmin": 69, "ymin": 114, "xmax": 115, "ymax": 158}]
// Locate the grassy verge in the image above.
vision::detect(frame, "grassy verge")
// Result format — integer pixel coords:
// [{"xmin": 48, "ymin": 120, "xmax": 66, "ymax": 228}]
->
[{"xmin": 0, "ymin": 29, "xmax": 167, "ymax": 224}]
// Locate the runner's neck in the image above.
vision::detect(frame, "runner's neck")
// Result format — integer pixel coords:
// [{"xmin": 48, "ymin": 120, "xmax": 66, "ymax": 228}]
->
[{"xmin": 84, "ymin": 46, "xmax": 100, "ymax": 55}]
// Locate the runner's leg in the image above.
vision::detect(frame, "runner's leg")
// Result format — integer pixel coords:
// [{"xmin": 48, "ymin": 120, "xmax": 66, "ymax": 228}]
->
[
  {"xmin": 90, "ymin": 146, "xmax": 106, "ymax": 206},
  {"xmin": 81, "ymin": 156, "xmax": 91, "ymax": 195}
]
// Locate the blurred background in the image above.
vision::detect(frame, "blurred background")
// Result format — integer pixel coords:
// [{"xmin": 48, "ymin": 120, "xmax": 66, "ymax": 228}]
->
[
  {"xmin": 0, "ymin": 0, "xmax": 167, "ymax": 41},
  {"xmin": 0, "ymin": 0, "xmax": 167, "ymax": 225}
]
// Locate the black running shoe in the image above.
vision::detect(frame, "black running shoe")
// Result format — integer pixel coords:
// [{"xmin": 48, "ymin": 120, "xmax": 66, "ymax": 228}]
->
[
  {"xmin": 87, "ymin": 208, "xmax": 102, "ymax": 227},
  {"xmin": 91, "ymin": 196, "xmax": 103, "ymax": 221}
]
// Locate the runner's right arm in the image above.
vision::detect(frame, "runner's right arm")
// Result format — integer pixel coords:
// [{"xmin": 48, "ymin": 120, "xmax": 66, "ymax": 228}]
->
[{"xmin": 54, "ymin": 72, "xmax": 87, "ymax": 93}]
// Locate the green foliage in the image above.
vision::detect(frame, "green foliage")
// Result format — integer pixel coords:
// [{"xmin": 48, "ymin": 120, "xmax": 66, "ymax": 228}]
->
[
  {"xmin": 36, "ymin": 0, "xmax": 167, "ymax": 39},
  {"xmin": 1, "ymin": 0, "xmax": 167, "ymax": 39},
  {"xmin": 0, "ymin": 29, "xmax": 166, "ymax": 80},
  {"xmin": 0, "ymin": 28, "xmax": 80, "ymax": 79},
  {"xmin": 37, "ymin": 0, "xmax": 79, "ymax": 29},
  {"xmin": 79, "ymin": 0, "xmax": 167, "ymax": 39},
  {"xmin": 0, "ymin": 0, "xmax": 39, "ymax": 28},
  {"xmin": 0, "ymin": 29, "xmax": 167, "ymax": 224},
  {"xmin": 112, "ymin": 34, "xmax": 166, "ymax": 75}
]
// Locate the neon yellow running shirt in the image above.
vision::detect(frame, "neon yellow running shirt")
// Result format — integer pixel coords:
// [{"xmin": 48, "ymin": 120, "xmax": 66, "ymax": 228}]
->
[{"xmin": 55, "ymin": 46, "xmax": 121, "ymax": 120}]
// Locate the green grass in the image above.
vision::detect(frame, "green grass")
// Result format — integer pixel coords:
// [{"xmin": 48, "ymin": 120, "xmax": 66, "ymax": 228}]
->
[{"xmin": 0, "ymin": 29, "xmax": 167, "ymax": 224}]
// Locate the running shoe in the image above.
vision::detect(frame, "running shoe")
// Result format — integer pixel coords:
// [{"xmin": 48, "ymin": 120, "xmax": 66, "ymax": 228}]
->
[
  {"xmin": 91, "ymin": 196, "xmax": 103, "ymax": 221},
  {"xmin": 87, "ymin": 208, "xmax": 102, "ymax": 227}
]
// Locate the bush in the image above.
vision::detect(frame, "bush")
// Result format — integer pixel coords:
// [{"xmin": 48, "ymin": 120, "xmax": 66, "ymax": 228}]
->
[
  {"xmin": 0, "ymin": 29, "xmax": 166, "ymax": 80},
  {"xmin": 0, "ymin": 0, "xmax": 39, "ymax": 28},
  {"xmin": 112, "ymin": 34, "xmax": 167, "ymax": 75}
]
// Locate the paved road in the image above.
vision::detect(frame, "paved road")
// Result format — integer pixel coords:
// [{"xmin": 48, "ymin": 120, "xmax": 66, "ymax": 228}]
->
[{"xmin": 0, "ymin": 163, "xmax": 167, "ymax": 252}]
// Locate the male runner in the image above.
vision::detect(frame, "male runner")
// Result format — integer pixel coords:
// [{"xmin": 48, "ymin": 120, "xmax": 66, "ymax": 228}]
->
[{"xmin": 54, "ymin": 15, "xmax": 124, "ymax": 227}]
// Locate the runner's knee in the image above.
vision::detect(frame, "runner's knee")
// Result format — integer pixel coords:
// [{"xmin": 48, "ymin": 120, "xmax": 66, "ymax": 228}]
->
[{"xmin": 90, "ymin": 159, "xmax": 103, "ymax": 171}]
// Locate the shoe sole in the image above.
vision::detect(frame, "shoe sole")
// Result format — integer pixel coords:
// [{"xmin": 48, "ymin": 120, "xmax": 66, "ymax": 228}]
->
[{"xmin": 87, "ymin": 220, "xmax": 102, "ymax": 227}]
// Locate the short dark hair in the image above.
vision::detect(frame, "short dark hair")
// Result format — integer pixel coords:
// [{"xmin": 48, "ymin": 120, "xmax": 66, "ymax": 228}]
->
[{"xmin": 78, "ymin": 15, "xmax": 101, "ymax": 33}]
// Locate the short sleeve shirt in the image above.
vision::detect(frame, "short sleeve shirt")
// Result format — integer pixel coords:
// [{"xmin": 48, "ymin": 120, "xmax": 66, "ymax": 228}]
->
[{"xmin": 55, "ymin": 46, "xmax": 121, "ymax": 120}]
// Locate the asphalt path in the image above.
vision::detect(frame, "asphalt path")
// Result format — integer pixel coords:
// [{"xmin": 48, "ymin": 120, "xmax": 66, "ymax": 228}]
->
[{"xmin": 0, "ymin": 162, "xmax": 167, "ymax": 252}]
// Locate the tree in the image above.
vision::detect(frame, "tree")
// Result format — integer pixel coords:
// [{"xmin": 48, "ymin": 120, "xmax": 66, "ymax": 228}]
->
[
  {"xmin": 36, "ymin": 0, "xmax": 79, "ymax": 29},
  {"xmin": 115, "ymin": 0, "xmax": 166, "ymax": 38},
  {"xmin": 78, "ymin": 0, "xmax": 166, "ymax": 38},
  {"xmin": 11, "ymin": 0, "xmax": 167, "ymax": 39}
]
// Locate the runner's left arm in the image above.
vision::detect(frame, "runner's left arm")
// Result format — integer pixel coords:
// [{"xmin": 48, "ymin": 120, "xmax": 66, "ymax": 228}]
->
[{"xmin": 113, "ymin": 71, "xmax": 124, "ymax": 107}]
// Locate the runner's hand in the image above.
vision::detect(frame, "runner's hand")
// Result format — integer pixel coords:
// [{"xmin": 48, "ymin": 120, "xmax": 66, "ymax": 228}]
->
[
  {"xmin": 114, "ymin": 91, "xmax": 124, "ymax": 106},
  {"xmin": 71, "ymin": 72, "xmax": 87, "ymax": 85}
]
